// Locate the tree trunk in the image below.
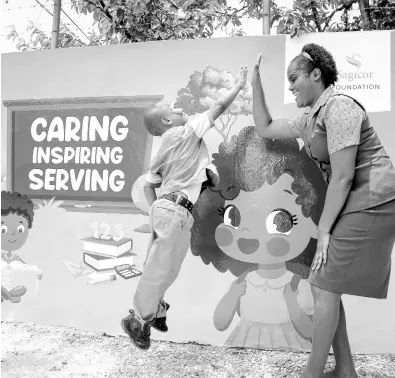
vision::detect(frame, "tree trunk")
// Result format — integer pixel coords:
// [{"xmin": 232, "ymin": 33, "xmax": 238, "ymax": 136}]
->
[
  {"xmin": 51, "ymin": 0, "xmax": 62, "ymax": 48},
  {"xmin": 262, "ymin": 0, "xmax": 271, "ymax": 35},
  {"xmin": 358, "ymin": 0, "xmax": 372, "ymax": 30}
]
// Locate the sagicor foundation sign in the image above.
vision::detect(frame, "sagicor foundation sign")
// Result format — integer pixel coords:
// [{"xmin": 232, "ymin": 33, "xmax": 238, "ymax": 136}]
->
[{"xmin": 284, "ymin": 31, "xmax": 391, "ymax": 112}]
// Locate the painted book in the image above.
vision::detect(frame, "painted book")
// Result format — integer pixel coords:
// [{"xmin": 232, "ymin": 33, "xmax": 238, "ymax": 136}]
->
[
  {"xmin": 83, "ymin": 250, "xmax": 136, "ymax": 272},
  {"xmin": 81, "ymin": 236, "xmax": 133, "ymax": 257}
]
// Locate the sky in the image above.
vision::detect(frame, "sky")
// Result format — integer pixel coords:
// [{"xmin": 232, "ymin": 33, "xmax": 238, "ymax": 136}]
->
[{"xmin": 0, "ymin": 0, "xmax": 296, "ymax": 54}]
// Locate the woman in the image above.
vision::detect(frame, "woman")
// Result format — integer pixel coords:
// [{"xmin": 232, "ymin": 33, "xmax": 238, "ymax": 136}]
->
[{"xmin": 252, "ymin": 43, "xmax": 395, "ymax": 378}]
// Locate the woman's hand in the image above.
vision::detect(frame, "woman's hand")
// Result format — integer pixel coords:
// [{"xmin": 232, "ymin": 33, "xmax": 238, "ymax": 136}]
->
[
  {"xmin": 311, "ymin": 230, "xmax": 330, "ymax": 270},
  {"xmin": 251, "ymin": 53, "xmax": 262, "ymax": 88}
]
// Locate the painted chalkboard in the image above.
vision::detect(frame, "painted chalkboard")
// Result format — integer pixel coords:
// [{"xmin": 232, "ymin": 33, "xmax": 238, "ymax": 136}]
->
[{"xmin": 4, "ymin": 96, "xmax": 162, "ymax": 213}]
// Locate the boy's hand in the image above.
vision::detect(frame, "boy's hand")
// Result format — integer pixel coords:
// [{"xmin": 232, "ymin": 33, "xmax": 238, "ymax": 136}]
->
[
  {"xmin": 251, "ymin": 53, "xmax": 262, "ymax": 87},
  {"xmin": 236, "ymin": 65, "xmax": 248, "ymax": 90},
  {"xmin": 208, "ymin": 65, "xmax": 248, "ymax": 122}
]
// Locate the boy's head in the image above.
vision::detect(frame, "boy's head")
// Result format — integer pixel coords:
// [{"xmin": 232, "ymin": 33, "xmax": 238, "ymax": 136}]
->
[
  {"xmin": 144, "ymin": 101, "xmax": 188, "ymax": 136},
  {"xmin": 1, "ymin": 191, "xmax": 35, "ymax": 252}
]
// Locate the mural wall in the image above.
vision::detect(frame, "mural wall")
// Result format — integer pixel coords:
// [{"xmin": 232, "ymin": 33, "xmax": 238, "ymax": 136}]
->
[{"xmin": 1, "ymin": 31, "xmax": 394, "ymax": 353}]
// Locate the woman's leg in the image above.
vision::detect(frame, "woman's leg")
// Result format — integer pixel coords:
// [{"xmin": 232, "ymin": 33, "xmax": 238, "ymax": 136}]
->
[
  {"xmin": 301, "ymin": 285, "xmax": 341, "ymax": 378},
  {"xmin": 323, "ymin": 300, "xmax": 358, "ymax": 378}
]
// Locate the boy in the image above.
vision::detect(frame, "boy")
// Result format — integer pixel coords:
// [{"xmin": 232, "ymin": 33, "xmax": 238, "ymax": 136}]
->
[{"xmin": 121, "ymin": 66, "xmax": 248, "ymax": 350}]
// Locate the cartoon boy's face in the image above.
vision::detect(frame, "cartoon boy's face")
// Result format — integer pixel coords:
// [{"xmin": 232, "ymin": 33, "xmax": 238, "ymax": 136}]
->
[
  {"xmin": 215, "ymin": 173, "xmax": 317, "ymax": 265},
  {"xmin": 1, "ymin": 213, "xmax": 29, "ymax": 252}
]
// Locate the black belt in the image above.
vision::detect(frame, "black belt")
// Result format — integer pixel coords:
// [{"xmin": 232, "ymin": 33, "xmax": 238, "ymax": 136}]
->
[{"xmin": 158, "ymin": 192, "xmax": 194, "ymax": 214}]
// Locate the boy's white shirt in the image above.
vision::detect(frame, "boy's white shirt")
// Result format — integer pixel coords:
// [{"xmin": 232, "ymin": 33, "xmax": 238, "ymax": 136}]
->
[
  {"xmin": 179, "ymin": 183, "xmax": 202, "ymax": 204},
  {"xmin": 181, "ymin": 160, "xmax": 217, "ymax": 203},
  {"xmin": 146, "ymin": 112, "xmax": 215, "ymax": 203}
]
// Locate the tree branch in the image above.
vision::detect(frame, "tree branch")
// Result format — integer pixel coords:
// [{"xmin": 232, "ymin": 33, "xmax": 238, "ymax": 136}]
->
[
  {"xmin": 219, "ymin": 117, "xmax": 226, "ymax": 131},
  {"xmin": 311, "ymin": 6, "xmax": 322, "ymax": 32},
  {"xmin": 83, "ymin": 0, "xmax": 112, "ymax": 20},
  {"xmin": 323, "ymin": 0, "xmax": 357, "ymax": 31},
  {"xmin": 165, "ymin": 0, "xmax": 179, "ymax": 9},
  {"xmin": 228, "ymin": 116, "xmax": 237, "ymax": 129},
  {"xmin": 85, "ymin": 0, "xmax": 146, "ymax": 41},
  {"xmin": 214, "ymin": 125, "xmax": 226, "ymax": 140},
  {"xmin": 210, "ymin": 4, "xmax": 248, "ymax": 19},
  {"xmin": 343, "ymin": 8, "xmax": 350, "ymax": 30},
  {"xmin": 226, "ymin": 113, "xmax": 231, "ymax": 126},
  {"xmin": 358, "ymin": 0, "xmax": 372, "ymax": 30},
  {"xmin": 226, "ymin": 116, "xmax": 238, "ymax": 140}
]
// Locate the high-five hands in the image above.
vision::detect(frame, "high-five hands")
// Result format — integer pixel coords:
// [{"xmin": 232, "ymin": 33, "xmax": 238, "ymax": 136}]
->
[{"xmin": 251, "ymin": 53, "xmax": 262, "ymax": 87}]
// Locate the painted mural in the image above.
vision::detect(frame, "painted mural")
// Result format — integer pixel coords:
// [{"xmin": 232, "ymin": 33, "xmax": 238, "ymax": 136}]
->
[
  {"xmin": 130, "ymin": 65, "xmax": 329, "ymax": 351},
  {"xmin": 1, "ymin": 32, "xmax": 395, "ymax": 353},
  {"xmin": 190, "ymin": 126, "xmax": 327, "ymax": 351},
  {"xmin": 1, "ymin": 191, "xmax": 42, "ymax": 303}
]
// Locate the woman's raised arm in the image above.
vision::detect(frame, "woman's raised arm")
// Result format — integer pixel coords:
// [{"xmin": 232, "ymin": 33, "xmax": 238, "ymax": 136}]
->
[{"xmin": 252, "ymin": 54, "xmax": 300, "ymax": 140}]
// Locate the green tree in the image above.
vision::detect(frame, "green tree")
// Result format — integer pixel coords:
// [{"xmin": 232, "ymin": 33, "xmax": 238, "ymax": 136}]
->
[
  {"xmin": 271, "ymin": 0, "xmax": 395, "ymax": 37},
  {"xmin": 6, "ymin": 0, "xmax": 395, "ymax": 51},
  {"xmin": 7, "ymin": 0, "xmax": 249, "ymax": 50},
  {"xmin": 7, "ymin": 21, "xmax": 89, "ymax": 51},
  {"xmin": 69, "ymin": 0, "xmax": 248, "ymax": 43}
]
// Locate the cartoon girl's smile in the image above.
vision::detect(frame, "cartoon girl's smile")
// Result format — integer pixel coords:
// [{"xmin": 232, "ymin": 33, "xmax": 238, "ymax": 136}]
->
[{"xmin": 215, "ymin": 174, "xmax": 317, "ymax": 265}]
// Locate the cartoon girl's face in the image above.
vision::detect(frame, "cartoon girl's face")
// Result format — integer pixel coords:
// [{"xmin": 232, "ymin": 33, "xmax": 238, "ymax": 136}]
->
[
  {"xmin": 1, "ymin": 213, "xmax": 29, "ymax": 252},
  {"xmin": 215, "ymin": 173, "xmax": 317, "ymax": 265}
]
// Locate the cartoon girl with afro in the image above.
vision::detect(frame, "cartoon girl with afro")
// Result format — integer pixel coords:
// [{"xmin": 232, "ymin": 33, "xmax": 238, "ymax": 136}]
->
[
  {"xmin": 190, "ymin": 126, "xmax": 327, "ymax": 351},
  {"xmin": 1, "ymin": 191, "xmax": 43, "ymax": 303}
]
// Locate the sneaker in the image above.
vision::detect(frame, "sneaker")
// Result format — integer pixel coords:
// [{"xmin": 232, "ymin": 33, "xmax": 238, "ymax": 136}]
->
[
  {"xmin": 121, "ymin": 310, "xmax": 153, "ymax": 350},
  {"xmin": 152, "ymin": 317, "xmax": 168, "ymax": 332},
  {"xmin": 152, "ymin": 302, "xmax": 170, "ymax": 333}
]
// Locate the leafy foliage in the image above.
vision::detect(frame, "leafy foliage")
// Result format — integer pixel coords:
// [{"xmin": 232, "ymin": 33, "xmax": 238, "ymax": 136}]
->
[
  {"xmin": 175, "ymin": 66, "xmax": 252, "ymax": 141},
  {"xmin": 273, "ymin": 0, "xmax": 395, "ymax": 38},
  {"xmin": 6, "ymin": 0, "xmax": 251, "ymax": 50},
  {"xmin": 7, "ymin": 21, "xmax": 89, "ymax": 51},
  {"xmin": 69, "ymin": 0, "xmax": 248, "ymax": 44},
  {"xmin": 368, "ymin": 0, "xmax": 395, "ymax": 30},
  {"xmin": 6, "ymin": 0, "xmax": 395, "ymax": 51}
]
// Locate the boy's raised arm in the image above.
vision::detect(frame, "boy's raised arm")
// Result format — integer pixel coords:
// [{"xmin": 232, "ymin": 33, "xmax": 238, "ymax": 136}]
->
[{"xmin": 207, "ymin": 66, "xmax": 248, "ymax": 122}]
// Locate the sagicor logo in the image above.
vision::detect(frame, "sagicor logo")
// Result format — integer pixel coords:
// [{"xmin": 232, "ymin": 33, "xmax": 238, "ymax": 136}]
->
[{"xmin": 346, "ymin": 53, "xmax": 361, "ymax": 68}]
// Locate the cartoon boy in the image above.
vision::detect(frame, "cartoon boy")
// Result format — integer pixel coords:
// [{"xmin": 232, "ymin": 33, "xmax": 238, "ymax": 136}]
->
[
  {"xmin": 1, "ymin": 191, "xmax": 42, "ymax": 303},
  {"xmin": 121, "ymin": 66, "xmax": 249, "ymax": 350},
  {"xmin": 191, "ymin": 128, "xmax": 327, "ymax": 350}
]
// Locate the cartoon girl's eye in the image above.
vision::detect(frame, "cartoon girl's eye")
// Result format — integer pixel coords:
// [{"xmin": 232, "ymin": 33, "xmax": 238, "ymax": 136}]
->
[
  {"xmin": 17, "ymin": 225, "xmax": 25, "ymax": 233},
  {"xmin": 222, "ymin": 205, "xmax": 241, "ymax": 230},
  {"xmin": 266, "ymin": 208, "xmax": 298, "ymax": 236},
  {"xmin": 1, "ymin": 225, "xmax": 8, "ymax": 234}
]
